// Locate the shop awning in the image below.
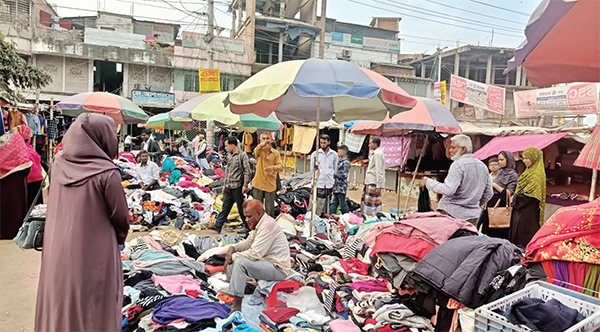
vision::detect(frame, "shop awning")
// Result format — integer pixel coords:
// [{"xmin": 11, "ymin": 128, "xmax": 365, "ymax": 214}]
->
[{"xmin": 474, "ymin": 132, "xmax": 568, "ymax": 160}]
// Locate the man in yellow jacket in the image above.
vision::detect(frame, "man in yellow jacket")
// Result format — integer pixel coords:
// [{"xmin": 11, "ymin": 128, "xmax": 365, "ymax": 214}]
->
[{"xmin": 252, "ymin": 132, "xmax": 283, "ymax": 217}]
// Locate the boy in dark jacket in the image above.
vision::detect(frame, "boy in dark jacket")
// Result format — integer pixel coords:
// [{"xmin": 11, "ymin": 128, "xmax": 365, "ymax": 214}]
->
[{"xmin": 330, "ymin": 145, "xmax": 350, "ymax": 215}]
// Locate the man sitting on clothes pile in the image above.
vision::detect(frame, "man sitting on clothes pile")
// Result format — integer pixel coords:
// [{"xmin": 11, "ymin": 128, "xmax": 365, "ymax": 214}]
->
[{"xmin": 224, "ymin": 199, "xmax": 292, "ymax": 313}]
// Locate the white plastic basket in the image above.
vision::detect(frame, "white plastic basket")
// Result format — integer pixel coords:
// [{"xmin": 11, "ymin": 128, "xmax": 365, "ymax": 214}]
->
[{"xmin": 474, "ymin": 281, "xmax": 600, "ymax": 332}]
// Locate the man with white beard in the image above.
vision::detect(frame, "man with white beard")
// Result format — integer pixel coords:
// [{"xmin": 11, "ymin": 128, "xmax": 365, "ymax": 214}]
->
[{"xmin": 419, "ymin": 134, "xmax": 493, "ymax": 225}]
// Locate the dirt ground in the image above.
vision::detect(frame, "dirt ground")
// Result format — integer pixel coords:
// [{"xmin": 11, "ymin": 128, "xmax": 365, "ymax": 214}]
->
[{"xmin": 0, "ymin": 185, "xmax": 426, "ymax": 332}]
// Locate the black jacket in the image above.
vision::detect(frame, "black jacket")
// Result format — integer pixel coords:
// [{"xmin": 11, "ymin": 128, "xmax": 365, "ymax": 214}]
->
[{"xmin": 410, "ymin": 236, "xmax": 523, "ymax": 308}]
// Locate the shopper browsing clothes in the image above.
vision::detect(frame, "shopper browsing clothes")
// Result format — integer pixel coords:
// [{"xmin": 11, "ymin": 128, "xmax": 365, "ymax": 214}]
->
[
  {"xmin": 35, "ymin": 114, "xmax": 129, "ymax": 332},
  {"xmin": 330, "ymin": 144, "xmax": 350, "ymax": 215},
  {"xmin": 140, "ymin": 128, "xmax": 162, "ymax": 166},
  {"xmin": 362, "ymin": 136, "xmax": 386, "ymax": 217},
  {"xmin": 509, "ymin": 147, "xmax": 546, "ymax": 247},
  {"xmin": 311, "ymin": 134, "xmax": 338, "ymax": 216},
  {"xmin": 224, "ymin": 199, "xmax": 291, "ymax": 314},
  {"xmin": 252, "ymin": 132, "xmax": 283, "ymax": 217},
  {"xmin": 210, "ymin": 136, "xmax": 252, "ymax": 234},
  {"xmin": 479, "ymin": 151, "xmax": 518, "ymax": 238},
  {"xmin": 194, "ymin": 133, "xmax": 210, "ymax": 170},
  {"xmin": 419, "ymin": 134, "xmax": 493, "ymax": 225}
]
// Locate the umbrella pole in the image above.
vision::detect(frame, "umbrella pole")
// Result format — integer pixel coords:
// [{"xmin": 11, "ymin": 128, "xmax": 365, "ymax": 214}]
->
[
  {"xmin": 310, "ymin": 97, "xmax": 321, "ymax": 237},
  {"xmin": 591, "ymin": 170, "xmax": 598, "ymax": 202},
  {"xmin": 404, "ymin": 139, "xmax": 426, "ymax": 211},
  {"xmin": 396, "ymin": 131, "xmax": 404, "ymax": 217}
]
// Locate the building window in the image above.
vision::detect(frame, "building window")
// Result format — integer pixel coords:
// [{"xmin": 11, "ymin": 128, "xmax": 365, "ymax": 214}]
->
[{"xmin": 184, "ymin": 71, "xmax": 199, "ymax": 92}]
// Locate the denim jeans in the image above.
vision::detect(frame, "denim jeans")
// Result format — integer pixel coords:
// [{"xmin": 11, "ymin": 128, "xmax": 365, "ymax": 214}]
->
[{"xmin": 329, "ymin": 193, "xmax": 349, "ymax": 215}]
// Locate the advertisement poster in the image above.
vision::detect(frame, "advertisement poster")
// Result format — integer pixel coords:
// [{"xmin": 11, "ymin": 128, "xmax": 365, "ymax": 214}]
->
[
  {"xmin": 198, "ymin": 69, "xmax": 221, "ymax": 94},
  {"xmin": 514, "ymin": 83, "xmax": 598, "ymax": 118},
  {"xmin": 449, "ymin": 75, "xmax": 505, "ymax": 114},
  {"xmin": 434, "ymin": 81, "xmax": 447, "ymax": 105}
]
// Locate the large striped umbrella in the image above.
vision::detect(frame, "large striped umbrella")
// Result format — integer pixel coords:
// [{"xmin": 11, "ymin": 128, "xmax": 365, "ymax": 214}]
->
[
  {"xmin": 350, "ymin": 97, "xmax": 461, "ymax": 135},
  {"xmin": 574, "ymin": 125, "xmax": 600, "ymax": 170},
  {"xmin": 226, "ymin": 58, "xmax": 417, "ymax": 235},
  {"xmin": 504, "ymin": 0, "xmax": 600, "ymax": 86},
  {"xmin": 169, "ymin": 92, "xmax": 281, "ymax": 130},
  {"xmin": 56, "ymin": 92, "xmax": 148, "ymax": 124},
  {"xmin": 226, "ymin": 58, "xmax": 417, "ymax": 122}
]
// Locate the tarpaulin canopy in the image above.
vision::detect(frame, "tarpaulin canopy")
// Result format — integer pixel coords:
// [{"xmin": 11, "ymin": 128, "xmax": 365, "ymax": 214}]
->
[
  {"xmin": 574, "ymin": 125, "xmax": 600, "ymax": 170},
  {"xmin": 474, "ymin": 132, "xmax": 568, "ymax": 160}
]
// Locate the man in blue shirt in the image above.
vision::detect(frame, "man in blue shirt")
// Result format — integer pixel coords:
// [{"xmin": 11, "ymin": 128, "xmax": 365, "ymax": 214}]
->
[
  {"xmin": 419, "ymin": 134, "xmax": 493, "ymax": 225},
  {"xmin": 310, "ymin": 134, "xmax": 338, "ymax": 216},
  {"xmin": 330, "ymin": 145, "xmax": 350, "ymax": 215}
]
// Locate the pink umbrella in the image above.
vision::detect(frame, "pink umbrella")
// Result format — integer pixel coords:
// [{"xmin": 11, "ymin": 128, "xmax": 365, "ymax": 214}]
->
[{"xmin": 504, "ymin": 0, "xmax": 600, "ymax": 86}]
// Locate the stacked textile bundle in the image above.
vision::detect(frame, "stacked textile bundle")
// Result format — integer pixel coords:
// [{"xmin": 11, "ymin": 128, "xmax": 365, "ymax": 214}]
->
[{"xmin": 524, "ymin": 198, "xmax": 600, "ymax": 297}]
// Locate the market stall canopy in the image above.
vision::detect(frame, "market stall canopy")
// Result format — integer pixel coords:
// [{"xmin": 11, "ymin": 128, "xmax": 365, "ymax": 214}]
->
[
  {"xmin": 474, "ymin": 132, "xmax": 568, "ymax": 160},
  {"xmin": 504, "ymin": 0, "xmax": 600, "ymax": 86},
  {"xmin": 145, "ymin": 113, "xmax": 192, "ymax": 131},
  {"xmin": 225, "ymin": 58, "xmax": 418, "ymax": 123},
  {"xmin": 574, "ymin": 125, "xmax": 600, "ymax": 170},
  {"xmin": 169, "ymin": 92, "xmax": 239, "ymax": 125},
  {"xmin": 350, "ymin": 97, "xmax": 461, "ymax": 135},
  {"xmin": 56, "ymin": 92, "xmax": 148, "ymax": 124}
]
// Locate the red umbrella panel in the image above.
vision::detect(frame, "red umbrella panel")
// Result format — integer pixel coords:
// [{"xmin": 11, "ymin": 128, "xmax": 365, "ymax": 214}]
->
[{"xmin": 350, "ymin": 97, "xmax": 462, "ymax": 135}]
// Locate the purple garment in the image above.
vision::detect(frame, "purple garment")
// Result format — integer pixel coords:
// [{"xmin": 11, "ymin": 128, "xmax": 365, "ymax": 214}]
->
[
  {"xmin": 152, "ymin": 296, "xmax": 230, "ymax": 324},
  {"xmin": 370, "ymin": 136, "xmax": 411, "ymax": 168},
  {"xmin": 351, "ymin": 279, "xmax": 388, "ymax": 293},
  {"xmin": 553, "ymin": 260, "xmax": 570, "ymax": 289}
]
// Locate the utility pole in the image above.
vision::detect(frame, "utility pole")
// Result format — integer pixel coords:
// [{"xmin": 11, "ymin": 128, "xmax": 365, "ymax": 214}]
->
[
  {"xmin": 437, "ymin": 47, "xmax": 442, "ymax": 82},
  {"xmin": 205, "ymin": 0, "xmax": 215, "ymax": 146},
  {"xmin": 318, "ymin": 0, "xmax": 327, "ymax": 59}
]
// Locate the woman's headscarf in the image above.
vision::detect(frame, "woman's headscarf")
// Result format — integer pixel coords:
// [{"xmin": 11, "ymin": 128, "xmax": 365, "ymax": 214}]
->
[
  {"xmin": 52, "ymin": 114, "xmax": 119, "ymax": 186},
  {"xmin": 515, "ymin": 147, "xmax": 546, "ymax": 226},
  {"xmin": 494, "ymin": 151, "xmax": 518, "ymax": 194}
]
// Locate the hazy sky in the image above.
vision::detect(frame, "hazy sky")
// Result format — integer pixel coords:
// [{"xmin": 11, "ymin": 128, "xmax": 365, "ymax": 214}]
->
[{"xmin": 49, "ymin": 0, "xmax": 543, "ymax": 54}]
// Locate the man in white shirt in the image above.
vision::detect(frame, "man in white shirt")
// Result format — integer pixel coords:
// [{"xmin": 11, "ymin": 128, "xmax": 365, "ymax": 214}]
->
[
  {"xmin": 179, "ymin": 140, "xmax": 191, "ymax": 158},
  {"xmin": 310, "ymin": 134, "xmax": 338, "ymax": 216},
  {"xmin": 136, "ymin": 150, "xmax": 160, "ymax": 191},
  {"xmin": 362, "ymin": 136, "xmax": 386, "ymax": 217}
]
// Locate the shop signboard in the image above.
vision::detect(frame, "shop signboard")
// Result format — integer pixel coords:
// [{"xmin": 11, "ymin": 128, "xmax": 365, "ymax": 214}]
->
[
  {"xmin": 131, "ymin": 90, "xmax": 175, "ymax": 106},
  {"xmin": 449, "ymin": 75, "xmax": 505, "ymax": 115},
  {"xmin": 514, "ymin": 83, "xmax": 598, "ymax": 117}
]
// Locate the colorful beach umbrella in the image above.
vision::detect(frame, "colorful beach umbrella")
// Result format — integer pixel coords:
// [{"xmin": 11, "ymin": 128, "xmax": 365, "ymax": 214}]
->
[
  {"xmin": 169, "ymin": 92, "xmax": 281, "ymax": 130},
  {"xmin": 56, "ymin": 92, "xmax": 148, "ymax": 124},
  {"xmin": 504, "ymin": 0, "xmax": 600, "ymax": 86},
  {"xmin": 169, "ymin": 93, "xmax": 239, "ymax": 125},
  {"xmin": 350, "ymin": 98, "xmax": 461, "ymax": 135},
  {"xmin": 145, "ymin": 113, "xmax": 192, "ymax": 131},
  {"xmin": 226, "ymin": 58, "xmax": 417, "ymax": 122}
]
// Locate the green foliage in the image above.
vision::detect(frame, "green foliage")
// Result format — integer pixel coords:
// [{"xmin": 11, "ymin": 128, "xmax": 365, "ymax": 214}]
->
[{"xmin": 0, "ymin": 32, "xmax": 52, "ymax": 102}]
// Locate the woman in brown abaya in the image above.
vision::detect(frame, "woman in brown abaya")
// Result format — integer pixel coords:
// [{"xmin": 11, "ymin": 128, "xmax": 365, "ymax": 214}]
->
[{"xmin": 35, "ymin": 113, "xmax": 129, "ymax": 332}]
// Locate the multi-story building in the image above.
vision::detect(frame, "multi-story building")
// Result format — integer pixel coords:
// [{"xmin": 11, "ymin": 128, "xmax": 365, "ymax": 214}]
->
[{"xmin": 1, "ymin": 0, "xmax": 252, "ymax": 110}]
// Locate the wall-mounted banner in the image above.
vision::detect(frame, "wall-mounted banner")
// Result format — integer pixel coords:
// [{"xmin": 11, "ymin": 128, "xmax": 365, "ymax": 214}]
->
[
  {"xmin": 434, "ymin": 81, "xmax": 447, "ymax": 105},
  {"xmin": 449, "ymin": 75, "xmax": 505, "ymax": 114},
  {"xmin": 514, "ymin": 83, "xmax": 598, "ymax": 118},
  {"xmin": 198, "ymin": 69, "xmax": 221, "ymax": 94}
]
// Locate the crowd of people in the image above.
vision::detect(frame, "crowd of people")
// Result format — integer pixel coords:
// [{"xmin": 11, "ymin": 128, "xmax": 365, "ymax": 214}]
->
[
  {"xmin": 418, "ymin": 134, "xmax": 547, "ymax": 247},
  {"xmin": 2, "ymin": 112, "xmax": 587, "ymax": 332}
]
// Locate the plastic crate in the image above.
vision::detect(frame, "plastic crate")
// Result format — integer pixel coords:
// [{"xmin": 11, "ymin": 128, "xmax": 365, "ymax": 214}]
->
[{"xmin": 474, "ymin": 281, "xmax": 600, "ymax": 332}]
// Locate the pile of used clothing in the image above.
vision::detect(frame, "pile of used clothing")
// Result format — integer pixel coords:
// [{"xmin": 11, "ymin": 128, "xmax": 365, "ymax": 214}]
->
[
  {"xmin": 119, "ymin": 188, "xmax": 596, "ymax": 332},
  {"xmin": 121, "ymin": 230, "xmax": 255, "ymax": 332}
]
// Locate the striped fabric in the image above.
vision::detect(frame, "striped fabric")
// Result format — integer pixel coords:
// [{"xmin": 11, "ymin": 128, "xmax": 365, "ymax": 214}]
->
[
  {"xmin": 574, "ymin": 125, "xmax": 600, "ymax": 170},
  {"xmin": 345, "ymin": 132, "xmax": 367, "ymax": 153}
]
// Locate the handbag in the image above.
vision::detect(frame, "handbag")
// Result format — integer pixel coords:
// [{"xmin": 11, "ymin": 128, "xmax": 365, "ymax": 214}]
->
[
  {"xmin": 14, "ymin": 179, "xmax": 46, "ymax": 251},
  {"xmin": 487, "ymin": 190, "xmax": 512, "ymax": 229}
]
